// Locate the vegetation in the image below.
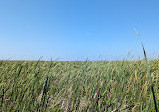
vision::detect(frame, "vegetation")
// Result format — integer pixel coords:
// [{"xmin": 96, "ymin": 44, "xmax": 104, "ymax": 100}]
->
[{"xmin": 0, "ymin": 59, "xmax": 158, "ymax": 111}]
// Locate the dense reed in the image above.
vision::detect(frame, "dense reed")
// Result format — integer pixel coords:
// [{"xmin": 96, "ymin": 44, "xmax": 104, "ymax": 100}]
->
[{"xmin": 0, "ymin": 59, "xmax": 158, "ymax": 111}]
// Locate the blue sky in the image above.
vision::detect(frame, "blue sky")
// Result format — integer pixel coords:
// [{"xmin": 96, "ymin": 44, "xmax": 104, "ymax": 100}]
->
[{"xmin": 0, "ymin": 0, "xmax": 159, "ymax": 61}]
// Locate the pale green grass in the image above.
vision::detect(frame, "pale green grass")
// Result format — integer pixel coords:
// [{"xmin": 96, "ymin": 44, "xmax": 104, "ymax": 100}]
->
[{"xmin": 0, "ymin": 60, "xmax": 158, "ymax": 111}]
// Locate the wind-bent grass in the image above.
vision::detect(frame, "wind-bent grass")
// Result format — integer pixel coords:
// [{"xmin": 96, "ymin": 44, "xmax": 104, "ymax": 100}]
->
[
  {"xmin": 0, "ymin": 60, "xmax": 158, "ymax": 111},
  {"xmin": 135, "ymin": 29, "xmax": 158, "ymax": 112}
]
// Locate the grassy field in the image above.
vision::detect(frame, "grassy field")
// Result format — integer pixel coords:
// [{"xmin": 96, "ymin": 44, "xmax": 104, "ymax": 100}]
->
[{"xmin": 0, "ymin": 59, "xmax": 158, "ymax": 111}]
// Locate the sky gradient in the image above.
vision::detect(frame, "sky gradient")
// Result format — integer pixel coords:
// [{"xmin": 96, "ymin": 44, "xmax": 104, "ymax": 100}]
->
[{"xmin": 0, "ymin": 0, "xmax": 159, "ymax": 61}]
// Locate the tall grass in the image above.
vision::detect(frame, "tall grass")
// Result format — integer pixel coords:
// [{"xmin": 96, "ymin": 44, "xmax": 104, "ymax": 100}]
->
[
  {"xmin": 135, "ymin": 29, "xmax": 158, "ymax": 112},
  {"xmin": 0, "ymin": 59, "xmax": 158, "ymax": 111}
]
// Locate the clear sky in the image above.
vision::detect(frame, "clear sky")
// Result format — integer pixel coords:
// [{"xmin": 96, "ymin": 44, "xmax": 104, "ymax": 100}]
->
[{"xmin": 0, "ymin": 0, "xmax": 159, "ymax": 61}]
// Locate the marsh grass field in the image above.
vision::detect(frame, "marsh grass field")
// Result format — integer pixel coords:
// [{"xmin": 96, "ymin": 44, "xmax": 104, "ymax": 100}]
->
[{"xmin": 0, "ymin": 59, "xmax": 158, "ymax": 111}]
